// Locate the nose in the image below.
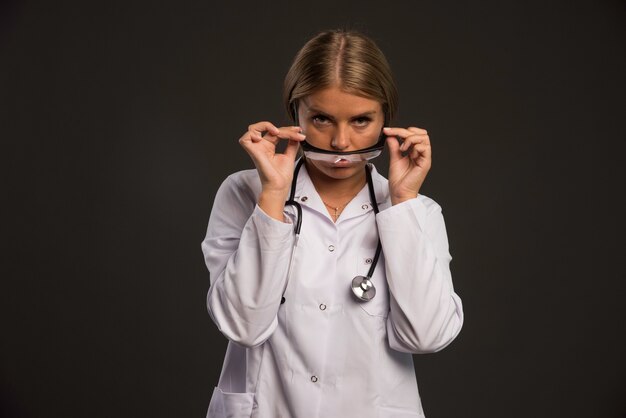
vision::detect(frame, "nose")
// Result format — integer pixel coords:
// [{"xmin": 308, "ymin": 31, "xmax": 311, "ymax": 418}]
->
[{"xmin": 331, "ymin": 125, "xmax": 351, "ymax": 151}]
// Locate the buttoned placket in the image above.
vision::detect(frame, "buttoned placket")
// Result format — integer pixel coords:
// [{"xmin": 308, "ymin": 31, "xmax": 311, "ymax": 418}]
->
[
  {"xmin": 292, "ymin": 183, "xmax": 339, "ymax": 396},
  {"xmin": 285, "ymin": 163, "xmax": 384, "ymax": 400}
]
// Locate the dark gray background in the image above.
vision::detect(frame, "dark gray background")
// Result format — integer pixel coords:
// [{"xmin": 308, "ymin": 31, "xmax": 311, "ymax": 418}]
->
[{"xmin": 2, "ymin": 0, "xmax": 625, "ymax": 417}]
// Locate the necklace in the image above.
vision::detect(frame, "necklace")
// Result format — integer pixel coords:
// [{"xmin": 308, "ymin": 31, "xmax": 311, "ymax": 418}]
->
[{"xmin": 322, "ymin": 199, "xmax": 350, "ymax": 220}]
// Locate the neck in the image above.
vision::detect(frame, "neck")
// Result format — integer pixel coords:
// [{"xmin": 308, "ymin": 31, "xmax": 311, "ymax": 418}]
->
[{"xmin": 305, "ymin": 160, "xmax": 367, "ymax": 204}]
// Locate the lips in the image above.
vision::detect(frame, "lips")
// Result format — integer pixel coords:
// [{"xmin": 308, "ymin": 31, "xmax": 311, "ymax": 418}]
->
[{"xmin": 329, "ymin": 158, "xmax": 358, "ymax": 168}]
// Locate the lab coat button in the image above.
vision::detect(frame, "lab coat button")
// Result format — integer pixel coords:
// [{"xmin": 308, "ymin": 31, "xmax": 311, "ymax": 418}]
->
[
  {"xmin": 328, "ymin": 245, "xmax": 335, "ymax": 252},
  {"xmin": 365, "ymin": 258, "xmax": 373, "ymax": 264},
  {"xmin": 300, "ymin": 196, "xmax": 308, "ymax": 202},
  {"xmin": 362, "ymin": 204, "xmax": 369, "ymax": 210},
  {"xmin": 281, "ymin": 296, "xmax": 286, "ymax": 304},
  {"xmin": 319, "ymin": 303, "xmax": 326, "ymax": 311},
  {"xmin": 310, "ymin": 376, "xmax": 318, "ymax": 383}
]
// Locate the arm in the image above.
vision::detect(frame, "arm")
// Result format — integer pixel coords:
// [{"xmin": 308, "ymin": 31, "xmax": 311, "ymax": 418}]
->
[
  {"xmin": 202, "ymin": 121, "xmax": 305, "ymax": 347},
  {"xmin": 379, "ymin": 126, "xmax": 463, "ymax": 352},
  {"xmin": 202, "ymin": 174, "xmax": 295, "ymax": 348},
  {"xmin": 377, "ymin": 196, "xmax": 464, "ymax": 353}
]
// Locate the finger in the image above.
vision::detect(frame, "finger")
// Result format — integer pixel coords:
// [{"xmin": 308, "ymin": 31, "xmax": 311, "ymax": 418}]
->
[
  {"xmin": 253, "ymin": 126, "xmax": 305, "ymax": 147},
  {"xmin": 239, "ymin": 131, "xmax": 257, "ymax": 146},
  {"xmin": 249, "ymin": 121, "xmax": 280, "ymax": 137},
  {"xmin": 274, "ymin": 126, "xmax": 306, "ymax": 141},
  {"xmin": 249, "ymin": 131, "xmax": 265, "ymax": 143},
  {"xmin": 386, "ymin": 136, "xmax": 404, "ymax": 165},
  {"xmin": 283, "ymin": 139, "xmax": 301, "ymax": 161},
  {"xmin": 239, "ymin": 133, "xmax": 264, "ymax": 156},
  {"xmin": 409, "ymin": 143, "xmax": 428, "ymax": 159},
  {"xmin": 407, "ymin": 126, "xmax": 428, "ymax": 135},
  {"xmin": 242, "ymin": 121, "xmax": 280, "ymax": 144},
  {"xmin": 409, "ymin": 143, "xmax": 432, "ymax": 167},
  {"xmin": 399, "ymin": 134, "xmax": 429, "ymax": 152},
  {"xmin": 384, "ymin": 126, "xmax": 427, "ymax": 139}
]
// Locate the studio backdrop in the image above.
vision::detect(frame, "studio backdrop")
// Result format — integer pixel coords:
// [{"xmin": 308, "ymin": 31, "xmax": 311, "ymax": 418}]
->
[{"xmin": 2, "ymin": 0, "xmax": 625, "ymax": 417}]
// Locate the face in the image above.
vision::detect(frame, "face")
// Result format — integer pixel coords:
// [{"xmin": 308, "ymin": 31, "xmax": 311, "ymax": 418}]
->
[{"xmin": 297, "ymin": 85, "xmax": 385, "ymax": 181}]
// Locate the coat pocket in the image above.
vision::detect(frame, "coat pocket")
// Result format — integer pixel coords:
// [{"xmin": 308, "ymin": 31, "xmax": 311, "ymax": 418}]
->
[{"xmin": 207, "ymin": 387, "xmax": 256, "ymax": 418}]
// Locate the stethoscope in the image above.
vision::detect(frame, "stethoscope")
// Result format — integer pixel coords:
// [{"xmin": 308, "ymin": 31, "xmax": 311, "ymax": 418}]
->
[{"xmin": 284, "ymin": 158, "xmax": 382, "ymax": 302}]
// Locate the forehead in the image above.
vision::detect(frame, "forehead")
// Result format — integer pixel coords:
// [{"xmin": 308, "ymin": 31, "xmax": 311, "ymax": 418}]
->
[{"xmin": 301, "ymin": 86, "xmax": 382, "ymax": 116}]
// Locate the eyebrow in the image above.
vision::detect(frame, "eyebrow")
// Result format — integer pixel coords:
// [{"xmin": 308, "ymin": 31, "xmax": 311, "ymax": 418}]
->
[
  {"xmin": 305, "ymin": 107, "xmax": 378, "ymax": 119},
  {"xmin": 350, "ymin": 111, "xmax": 377, "ymax": 118}
]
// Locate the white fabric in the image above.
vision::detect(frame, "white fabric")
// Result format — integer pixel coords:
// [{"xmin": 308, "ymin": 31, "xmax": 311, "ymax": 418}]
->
[{"xmin": 202, "ymin": 164, "xmax": 464, "ymax": 418}]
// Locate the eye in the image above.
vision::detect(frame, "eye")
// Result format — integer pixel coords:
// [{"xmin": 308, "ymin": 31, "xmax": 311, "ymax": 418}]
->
[
  {"xmin": 353, "ymin": 116, "xmax": 372, "ymax": 127},
  {"xmin": 312, "ymin": 115, "xmax": 331, "ymax": 126}
]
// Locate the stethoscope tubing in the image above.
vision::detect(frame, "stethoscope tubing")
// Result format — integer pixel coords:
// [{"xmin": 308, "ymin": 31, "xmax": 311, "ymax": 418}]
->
[
  {"xmin": 284, "ymin": 160, "xmax": 304, "ymax": 236},
  {"xmin": 364, "ymin": 164, "xmax": 382, "ymax": 279},
  {"xmin": 283, "ymin": 158, "xmax": 381, "ymax": 302}
]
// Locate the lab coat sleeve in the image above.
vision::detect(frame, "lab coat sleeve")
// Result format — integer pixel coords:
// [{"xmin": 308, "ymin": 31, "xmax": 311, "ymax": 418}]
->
[
  {"xmin": 376, "ymin": 197, "xmax": 464, "ymax": 353},
  {"xmin": 201, "ymin": 174, "xmax": 295, "ymax": 348}
]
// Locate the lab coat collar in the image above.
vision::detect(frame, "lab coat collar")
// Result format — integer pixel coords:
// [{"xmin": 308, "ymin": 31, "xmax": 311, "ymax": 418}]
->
[{"xmin": 290, "ymin": 159, "xmax": 390, "ymax": 223}]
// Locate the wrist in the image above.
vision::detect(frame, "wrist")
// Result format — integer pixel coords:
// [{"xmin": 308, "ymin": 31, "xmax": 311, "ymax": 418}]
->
[
  {"xmin": 258, "ymin": 189, "xmax": 289, "ymax": 222},
  {"xmin": 391, "ymin": 194, "xmax": 418, "ymax": 206}
]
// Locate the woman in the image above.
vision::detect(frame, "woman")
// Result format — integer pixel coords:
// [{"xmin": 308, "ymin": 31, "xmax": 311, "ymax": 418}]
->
[{"xmin": 202, "ymin": 29, "xmax": 463, "ymax": 418}]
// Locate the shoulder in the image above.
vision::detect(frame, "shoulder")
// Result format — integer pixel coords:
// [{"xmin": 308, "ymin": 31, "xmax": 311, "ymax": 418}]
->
[
  {"xmin": 223, "ymin": 168, "xmax": 261, "ymax": 188},
  {"xmin": 218, "ymin": 169, "xmax": 261, "ymax": 198},
  {"xmin": 212, "ymin": 169, "xmax": 261, "ymax": 214}
]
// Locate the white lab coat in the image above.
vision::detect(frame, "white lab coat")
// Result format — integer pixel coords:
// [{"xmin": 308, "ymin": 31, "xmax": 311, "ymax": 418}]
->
[{"xmin": 202, "ymin": 163, "xmax": 463, "ymax": 418}]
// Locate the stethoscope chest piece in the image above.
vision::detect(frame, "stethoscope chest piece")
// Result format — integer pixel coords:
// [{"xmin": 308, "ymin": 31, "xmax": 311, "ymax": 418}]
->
[{"xmin": 351, "ymin": 276, "xmax": 376, "ymax": 302}]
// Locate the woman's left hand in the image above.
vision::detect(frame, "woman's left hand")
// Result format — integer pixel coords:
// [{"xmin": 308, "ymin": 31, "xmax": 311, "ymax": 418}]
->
[{"xmin": 384, "ymin": 126, "xmax": 431, "ymax": 205}]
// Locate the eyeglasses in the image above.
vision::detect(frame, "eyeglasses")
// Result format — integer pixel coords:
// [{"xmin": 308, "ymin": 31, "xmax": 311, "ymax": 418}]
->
[
  {"xmin": 292, "ymin": 103, "xmax": 386, "ymax": 163},
  {"xmin": 300, "ymin": 133, "xmax": 386, "ymax": 163}
]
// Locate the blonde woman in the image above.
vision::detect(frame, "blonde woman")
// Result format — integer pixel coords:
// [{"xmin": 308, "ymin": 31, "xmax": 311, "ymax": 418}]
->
[{"xmin": 202, "ymin": 29, "xmax": 464, "ymax": 418}]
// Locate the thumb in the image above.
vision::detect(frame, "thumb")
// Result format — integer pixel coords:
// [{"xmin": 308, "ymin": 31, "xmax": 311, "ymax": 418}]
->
[
  {"xmin": 283, "ymin": 139, "xmax": 301, "ymax": 161},
  {"xmin": 386, "ymin": 136, "xmax": 403, "ymax": 165}
]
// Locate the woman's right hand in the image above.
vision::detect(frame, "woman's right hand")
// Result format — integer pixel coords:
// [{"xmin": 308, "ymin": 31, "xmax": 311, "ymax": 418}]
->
[{"xmin": 238, "ymin": 121, "xmax": 305, "ymax": 221}]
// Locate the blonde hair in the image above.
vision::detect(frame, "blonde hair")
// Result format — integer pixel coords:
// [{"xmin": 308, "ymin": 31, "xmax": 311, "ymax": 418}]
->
[{"xmin": 283, "ymin": 29, "xmax": 398, "ymax": 123}]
